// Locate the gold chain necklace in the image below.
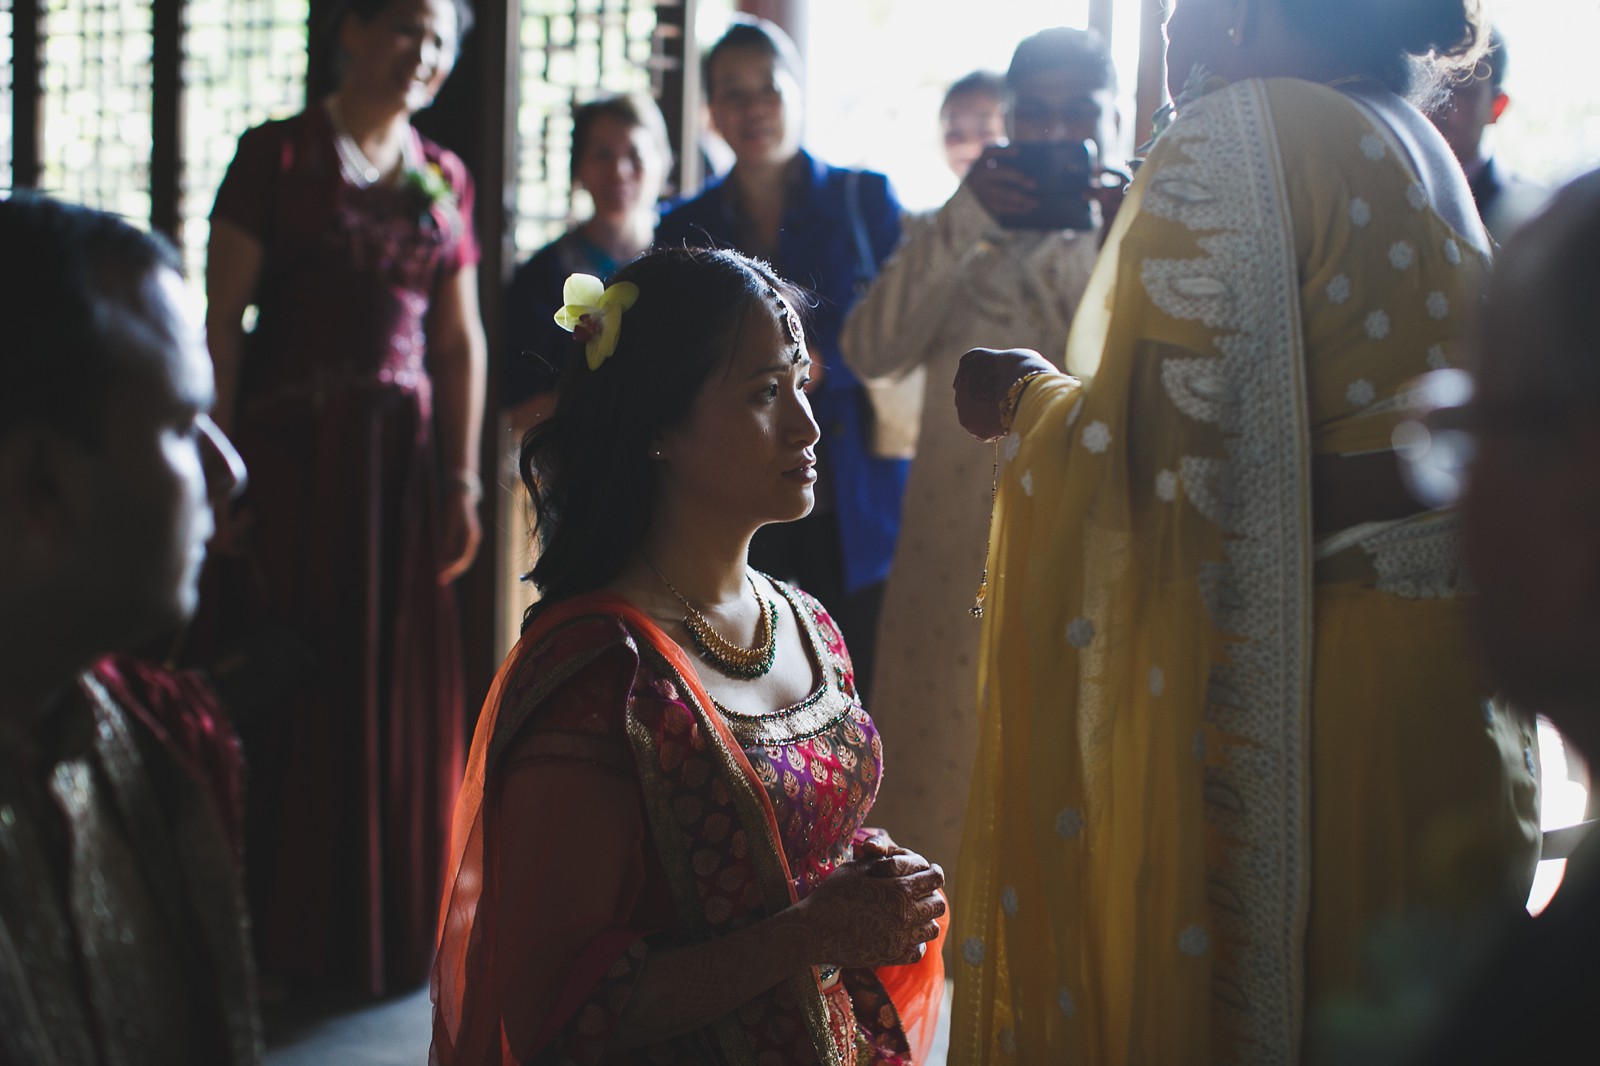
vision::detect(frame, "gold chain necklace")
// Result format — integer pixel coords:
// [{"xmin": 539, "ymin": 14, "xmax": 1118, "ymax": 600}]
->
[{"xmin": 644, "ymin": 557, "xmax": 778, "ymax": 680}]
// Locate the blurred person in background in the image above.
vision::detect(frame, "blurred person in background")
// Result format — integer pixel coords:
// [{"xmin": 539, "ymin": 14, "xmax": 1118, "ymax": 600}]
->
[
  {"xmin": 504, "ymin": 92, "xmax": 671, "ymax": 431},
  {"xmin": 839, "ymin": 25, "xmax": 1117, "ymax": 923},
  {"xmin": 656, "ymin": 16, "xmax": 905, "ymax": 698},
  {"xmin": 202, "ymin": 0, "xmax": 485, "ymax": 998},
  {"xmin": 939, "ymin": 70, "xmax": 1006, "ymax": 181},
  {"xmin": 1428, "ymin": 26, "xmax": 1548, "ymax": 244}
]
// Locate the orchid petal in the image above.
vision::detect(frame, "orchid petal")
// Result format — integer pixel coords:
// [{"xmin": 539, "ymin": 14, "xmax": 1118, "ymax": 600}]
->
[
  {"xmin": 599, "ymin": 281, "xmax": 640, "ymax": 314},
  {"xmin": 563, "ymin": 273, "xmax": 605, "ymax": 307},
  {"xmin": 555, "ymin": 275, "xmax": 637, "ymax": 368},
  {"xmin": 586, "ymin": 310, "xmax": 622, "ymax": 370}
]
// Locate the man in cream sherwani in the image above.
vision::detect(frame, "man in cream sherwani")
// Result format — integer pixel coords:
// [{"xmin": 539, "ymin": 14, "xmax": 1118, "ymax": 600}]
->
[{"xmin": 841, "ymin": 26, "xmax": 1119, "ymax": 908}]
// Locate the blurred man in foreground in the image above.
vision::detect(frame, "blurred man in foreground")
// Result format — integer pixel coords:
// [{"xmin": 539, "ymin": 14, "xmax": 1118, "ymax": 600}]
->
[
  {"xmin": 0, "ymin": 193, "xmax": 258, "ymax": 1064},
  {"xmin": 1414, "ymin": 168, "xmax": 1600, "ymax": 1063}
]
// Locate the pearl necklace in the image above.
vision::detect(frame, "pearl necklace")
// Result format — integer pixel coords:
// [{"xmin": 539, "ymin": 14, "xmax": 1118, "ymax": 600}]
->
[
  {"xmin": 644, "ymin": 557, "xmax": 778, "ymax": 680},
  {"xmin": 326, "ymin": 98, "xmax": 413, "ymax": 189}
]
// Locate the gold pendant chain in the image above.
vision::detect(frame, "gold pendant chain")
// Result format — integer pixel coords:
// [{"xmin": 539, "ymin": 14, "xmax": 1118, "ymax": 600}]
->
[
  {"xmin": 644, "ymin": 556, "xmax": 778, "ymax": 679},
  {"xmin": 972, "ymin": 441, "xmax": 999, "ymax": 618},
  {"xmin": 974, "ymin": 370, "xmax": 1051, "ymax": 619}
]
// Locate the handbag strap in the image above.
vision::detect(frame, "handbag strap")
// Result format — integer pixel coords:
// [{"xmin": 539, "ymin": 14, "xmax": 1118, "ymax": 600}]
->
[{"xmin": 844, "ymin": 170, "xmax": 878, "ymax": 294}]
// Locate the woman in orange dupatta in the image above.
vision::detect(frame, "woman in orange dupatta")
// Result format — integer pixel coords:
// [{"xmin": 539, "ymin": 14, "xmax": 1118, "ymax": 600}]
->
[{"xmin": 432, "ymin": 247, "xmax": 947, "ymax": 1065}]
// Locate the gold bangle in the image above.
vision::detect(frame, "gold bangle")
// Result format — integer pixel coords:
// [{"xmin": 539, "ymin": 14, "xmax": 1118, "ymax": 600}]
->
[{"xmin": 999, "ymin": 370, "xmax": 1052, "ymax": 433}]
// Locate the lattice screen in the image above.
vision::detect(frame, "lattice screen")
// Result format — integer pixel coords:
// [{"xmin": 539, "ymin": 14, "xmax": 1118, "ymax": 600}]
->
[
  {"xmin": 513, "ymin": 0, "xmax": 660, "ymax": 258},
  {"xmin": 180, "ymin": 0, "xmax": 309, "ymax": 281},
  {"xmin": 0, "ymin": 0, "xmax": 12, "ymax": 196},
  {"xmin": 38, "ymin": 0, "xmax": 153, "ymax": 223}
]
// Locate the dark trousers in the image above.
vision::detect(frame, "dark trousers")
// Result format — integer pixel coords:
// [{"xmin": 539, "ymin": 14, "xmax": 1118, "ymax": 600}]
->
[{"xmin": 749, "ymin": 508, "xmax": 884, "ymax": 698}]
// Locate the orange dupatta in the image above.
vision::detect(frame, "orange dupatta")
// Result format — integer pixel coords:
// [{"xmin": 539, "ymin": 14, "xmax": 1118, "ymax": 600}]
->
[{"xmin": 432, "ymin": 592, "xmax": 943, "ymax": 1064}]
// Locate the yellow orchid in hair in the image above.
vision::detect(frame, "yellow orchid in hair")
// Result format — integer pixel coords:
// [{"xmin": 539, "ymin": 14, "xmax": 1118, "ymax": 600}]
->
[{"xmin": 554, "ymin": 273, "xmax": 641, "ymax": 370}]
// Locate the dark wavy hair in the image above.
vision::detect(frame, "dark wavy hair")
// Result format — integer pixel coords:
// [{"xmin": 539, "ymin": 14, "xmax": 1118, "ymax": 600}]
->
[
  {"xmin": 519, "ymin": 247, "xmax": 807, "ymax": 621},
  {"xmin": 1281, "ymin": 0, "xmax": 1487, "ymax": 99}
]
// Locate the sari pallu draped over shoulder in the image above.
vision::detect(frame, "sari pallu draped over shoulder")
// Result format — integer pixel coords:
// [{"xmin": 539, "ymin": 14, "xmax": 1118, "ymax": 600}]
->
[
  {"xmin": 433, "ymin": 592, "xmax": 944, "ymax": 1065},
  {"xmin": 950, "ymin": 78, "xmax": 1540, "ymax": 1065}
]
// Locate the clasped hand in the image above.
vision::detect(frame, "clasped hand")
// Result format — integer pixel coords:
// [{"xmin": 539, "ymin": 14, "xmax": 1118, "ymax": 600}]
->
[
  {"xmin": 953, "ymin": 347, "xmax": 1057, "ymax": 441},
  {"xmin": 797, "ymin": 840, "xmax": 945, "ymax": 970}
]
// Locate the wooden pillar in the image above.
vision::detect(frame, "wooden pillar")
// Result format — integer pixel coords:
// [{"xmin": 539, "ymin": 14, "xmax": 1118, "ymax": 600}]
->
[
  {"xmin": 657, "ymin": 0, "xmax": 700, "ymax": 197},
  {"xmin": 411, "ymin": 0, "xmax": 515, "ymax": 709},
  {"xmin": 150, "ymin": 0, "xmax": 181, "ymax": 239},
  {"xmin": 12, "ymin": 0, "xmax": 42, "ymax": 189},
  {"xmin": 307, "ymin": 0, "xmax": 339, "ymax": 102},
  {"xmin": 1135, "ymin": 0, "xmax": 1168, "ymax": 149}
]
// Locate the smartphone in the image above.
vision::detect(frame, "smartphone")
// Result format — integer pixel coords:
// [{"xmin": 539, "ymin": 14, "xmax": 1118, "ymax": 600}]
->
[{"xmin": 992, "ymin": 141, "xmax": 1095, "ymax": 232}]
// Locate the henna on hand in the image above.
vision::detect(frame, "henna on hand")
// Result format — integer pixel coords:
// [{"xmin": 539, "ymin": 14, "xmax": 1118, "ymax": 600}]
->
[
  {"xmin": 799, "ymin": 860, "xmax": 946, "ymax": 970},
  {"xmin": 611, "ymin": 859, "xmax": 943, "ymax": 1050},
  {"xmin": 611, "ymin": 857, "xmax": 945, "ymax": 1050},
  {"xmin": 852, "ymin": 829, "xmax": 904, "ymax": 863},
  {"xmin": 861, "ymin": 850, "xmax": 934, "ymax": 880},
  {"xmin": 953, "ymin": 347, "xmax": 1057, "ymax": 441}
]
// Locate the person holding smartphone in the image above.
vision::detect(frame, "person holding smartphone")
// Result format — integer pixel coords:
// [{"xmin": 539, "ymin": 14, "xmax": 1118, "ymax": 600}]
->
[{"xmin": 838, "ymin": 26, "xmax": 1119, "ymax": 911}]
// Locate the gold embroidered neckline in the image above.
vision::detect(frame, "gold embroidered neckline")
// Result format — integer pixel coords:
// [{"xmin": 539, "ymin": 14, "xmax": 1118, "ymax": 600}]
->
[{"xmin": 711, "ymin": 583, "xmax": 856, "ymax": 746}]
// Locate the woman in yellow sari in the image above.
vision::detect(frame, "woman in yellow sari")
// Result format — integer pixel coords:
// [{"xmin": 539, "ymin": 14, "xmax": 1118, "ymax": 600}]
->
[{"xmin": 949, "ymin": 0, "xmax": 1541, "ymax": 1061}]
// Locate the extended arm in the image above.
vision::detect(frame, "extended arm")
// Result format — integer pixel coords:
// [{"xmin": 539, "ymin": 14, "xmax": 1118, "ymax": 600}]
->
[
  {"xmin": 204, "ymin": 219, "xmax": 265, "ymax": 437},
  {"xmin": 953, "ymin": 347, "xmax": 1060, "ymax": 441},
  {"xmin": 841, "ymin": 188, "xmax": 997, "ymax": 383},
  {"xmin": 427, "ymin": 265, "xmax": 487, "ymax": 582}
]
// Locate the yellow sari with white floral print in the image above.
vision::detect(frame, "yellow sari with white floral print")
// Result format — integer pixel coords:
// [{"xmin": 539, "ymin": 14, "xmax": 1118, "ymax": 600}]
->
[{"xmin": 950, "ymin": 78, "xmax": 1541, "ymax": 1065}]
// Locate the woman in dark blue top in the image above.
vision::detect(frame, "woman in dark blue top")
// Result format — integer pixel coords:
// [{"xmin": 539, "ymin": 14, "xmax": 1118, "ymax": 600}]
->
[{"xmin": 656, "ymin": 16, "xmax": 905, "ymax": 693}]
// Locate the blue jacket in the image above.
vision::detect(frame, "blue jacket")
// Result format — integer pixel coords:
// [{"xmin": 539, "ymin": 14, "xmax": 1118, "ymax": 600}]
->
[{"xmin": 656, "ymin": 150, "xmax": 907, "ymax": 593}]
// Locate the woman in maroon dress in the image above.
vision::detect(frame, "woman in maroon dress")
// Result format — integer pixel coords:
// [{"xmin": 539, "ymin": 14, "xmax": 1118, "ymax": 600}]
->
[{"xmin": 204, "ymin": 0, "xmax": 485, "ymax": 996}]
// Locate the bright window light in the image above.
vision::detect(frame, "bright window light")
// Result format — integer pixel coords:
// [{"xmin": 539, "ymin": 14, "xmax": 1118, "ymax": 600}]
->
[
  {"xmin": 795, "ymin": 0, "xmax": 1600, "ymax": 211},
  {"xmin": 802, "ymin": 0, "xmax": 1143, "ymax": 210}
]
